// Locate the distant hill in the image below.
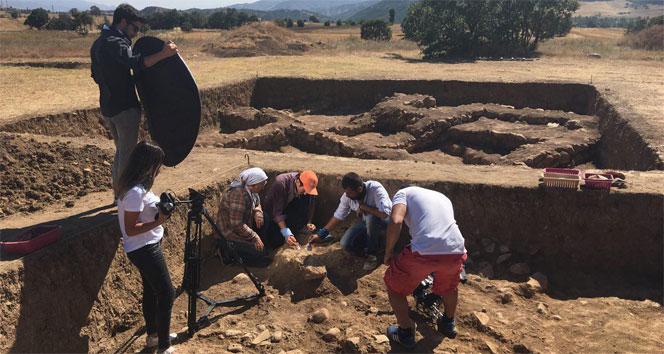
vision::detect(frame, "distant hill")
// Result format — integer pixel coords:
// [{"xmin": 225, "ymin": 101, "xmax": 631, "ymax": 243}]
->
[
  {"xmin": 230, "ymin": 0, "xmax": 380, "ymax": 18},
  {"xmin": 344, "ymin": 0, "xmax": 416, "ymax": 23},
  {"xmin": 142, "ymin": 6, "xmax": 325, "ymax": 22},
  {"xmin": 3, "ymin": 0, "xmax": 113, "ymax": 12},
  {"xmin": 228, "ymin": 0, "xmax": 283, "ymax": 11}
]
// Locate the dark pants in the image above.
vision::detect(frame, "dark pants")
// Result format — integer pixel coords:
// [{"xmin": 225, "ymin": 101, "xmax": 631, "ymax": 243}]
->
[
  {"xmin": 260, "ymin": 195, "xmax": 315, "ymax": 248},
  {"xmin": 127, "ymin": 241, "xmax": 175, "ymax": 349},
  {"xmin": 224, "ymin": 239, "xmax": 267, "ymax": 262}
]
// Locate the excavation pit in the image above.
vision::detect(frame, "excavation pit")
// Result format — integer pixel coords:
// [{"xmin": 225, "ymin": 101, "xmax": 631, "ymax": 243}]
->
[{"xmin": 0, "ymin": 78, "xmax": 663, "ymax": 353}]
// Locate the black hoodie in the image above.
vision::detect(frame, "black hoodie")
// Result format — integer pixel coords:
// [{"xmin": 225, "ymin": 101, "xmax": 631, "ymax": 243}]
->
[{"xmin": 90, "ymin": 26, "xmax": 145, "ymax": 117}]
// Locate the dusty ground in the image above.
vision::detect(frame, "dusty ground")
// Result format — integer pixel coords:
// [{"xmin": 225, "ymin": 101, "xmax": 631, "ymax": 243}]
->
[
  {"xmin": 0, "ymin": 24, "xmax": 663, "ymax": 354},
  {"xmin": 99, "ymin": 235, "xmax": 664, "ymax": 354}
]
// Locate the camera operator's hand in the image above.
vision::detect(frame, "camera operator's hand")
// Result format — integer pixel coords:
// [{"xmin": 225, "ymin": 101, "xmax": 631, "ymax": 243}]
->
[
  {"xmin": 253, "ymin": 237, "xmax": 264, "ymax": 252},
  {"xmin": 156, "ymin": 211, "xmax": 170, "ymax": 225}
]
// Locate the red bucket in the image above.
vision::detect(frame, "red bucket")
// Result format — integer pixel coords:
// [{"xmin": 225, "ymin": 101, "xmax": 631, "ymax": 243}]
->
[{"xmin": 1, "ymin": 225, "xmax": 61, "ymax": 255}]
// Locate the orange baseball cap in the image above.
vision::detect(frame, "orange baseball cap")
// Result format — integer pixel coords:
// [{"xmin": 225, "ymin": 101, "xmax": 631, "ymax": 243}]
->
[{"xmin": 300, "ymin": 170, "xmax": 318, "ymax": 195}]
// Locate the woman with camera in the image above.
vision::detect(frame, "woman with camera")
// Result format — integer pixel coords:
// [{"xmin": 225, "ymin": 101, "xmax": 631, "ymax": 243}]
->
[
  {"xmin": 116, "ymin": 141, "xmax": 176, "ymax": 354},
  {"xmin": 216, "ymin": 167, "xmax": 269, "ymax": 263}
]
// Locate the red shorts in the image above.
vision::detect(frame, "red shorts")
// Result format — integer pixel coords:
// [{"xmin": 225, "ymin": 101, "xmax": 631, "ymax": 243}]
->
[{"xmin": 384, "ymin": 246, "xmax": 467, "ymax": 297}]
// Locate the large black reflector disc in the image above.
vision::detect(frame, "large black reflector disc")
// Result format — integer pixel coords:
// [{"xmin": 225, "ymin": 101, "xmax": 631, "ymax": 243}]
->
[{"xmin": 133, "ymin": 36, "xmax": 201, "ymax": 167}]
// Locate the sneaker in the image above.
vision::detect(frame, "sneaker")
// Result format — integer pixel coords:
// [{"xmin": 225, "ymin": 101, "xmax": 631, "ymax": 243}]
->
[
  {"xmin": 363, "ymin": 255, "xmax": 379, "ymax": 271},
  {"xmin": 386, "ymin": 325, "xmax": 416, "ymax": 349},
  {"xmin": 157, "ymin": 346, "xmax": 176, "ymax": 354},
  {"xmin": 437, "ymin": 313, "xmax": 457, "ymax": 338},
  {"xmin": 146, "ymin": 333, "xmax": 177, "ymax": 348}
]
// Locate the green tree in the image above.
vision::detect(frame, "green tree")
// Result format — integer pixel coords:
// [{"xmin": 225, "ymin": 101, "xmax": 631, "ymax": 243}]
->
[
  {"xmin": 286, "ymin": 18, "xmax": 294, "ymax": 27},
  {"xmin": 89, "ymin": 5, "xmax": 102, "ymax": 16},
  {"xmin": 10, "ymin": 10, "xmax": 19, "ymax": 19},
  {"xmin": 181, "ymin": 21, "xmax": 193, "ymax": 32},
  {"xmin": 389, "ymin": 8, "xmax": 395, "ymax": 24},
  {"xmin": 24, "ymin": 8, "xmax": 49, "ymax": 29},
  {"xmin": 336, "ymin": 19, "xmax": 342, "ymax": 26},
  {"xmin": 71, "ymin": 9, "xmax": 93, "ymax": 30},
  {"xmin": 402, "ymin": 0, "xmax": 579, "ymax": 58},
  {"xmin": 297, "ymin": 19, "xmax": 304, "ymax": 27},
  {"xmin": 324, "ymin": 20, "xmax": 330, "ymax": 26},
  {"xmin": 46, "ymin": 13, "xmax": 75, "ymax": 30},
  {"xmin": 188, "ymin": 11, "xmax": 207, "ymax": 28},
  {"xmin": 309, "ymin": 15, "xmax": 319, "ymax": 23},
  {"xmin": 361, "ymin": 18, "xmax": 392, "ymax": 41}
]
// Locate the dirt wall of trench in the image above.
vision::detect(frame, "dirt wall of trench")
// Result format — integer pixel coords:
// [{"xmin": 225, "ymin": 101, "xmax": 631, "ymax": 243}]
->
[
  {"xmin": 251, "ymin": 78, "xmax": 597, "ymax": 115},
  {"xmin": 0, "ymin": 80, "xmax": 256, "ymax": 138},
  {"xmin": 0, "ymin": 169, "xmax": 661, "ymax": 352},
  {"xmin": 590, "ymin": 91, "xmax": 664, "ymax": 170},
  {"xmin": 0, "ymin": 181, "xmax": 234, "ymax": 353},
  {"xmin": 308, "ymin": 173, "xmax": 663, "ymax": 280}
]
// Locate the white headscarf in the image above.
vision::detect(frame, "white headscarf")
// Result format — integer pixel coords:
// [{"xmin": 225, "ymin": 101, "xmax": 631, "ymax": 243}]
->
[{"xmin": 230, "ymin": 167, "xmax": 268, "ymax": 208}]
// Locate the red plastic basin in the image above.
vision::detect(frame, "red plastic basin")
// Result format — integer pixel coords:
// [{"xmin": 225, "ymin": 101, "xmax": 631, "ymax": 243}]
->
[{"xmin": 1, "ymin": 225, "xmax": 61, "ymax": 255}]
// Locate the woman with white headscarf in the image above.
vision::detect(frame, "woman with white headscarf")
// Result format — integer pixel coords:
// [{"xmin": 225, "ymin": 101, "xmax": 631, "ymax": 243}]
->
[{"xmin": 216, "ymin": 167, "xmax": 269, "ymax": 262}]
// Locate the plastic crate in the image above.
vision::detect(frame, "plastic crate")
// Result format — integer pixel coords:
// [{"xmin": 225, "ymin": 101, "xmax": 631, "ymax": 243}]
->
[
  {"xmin": 1, "ymin": 225, "xmax": 60, "ymax": 255},
  {"xmin": 542, "ymin": 168, "xmax": 581, "ymax": 189},
  {"xmin": 584, "ymin": 173, "xmax": 614, "ymax": 190}
]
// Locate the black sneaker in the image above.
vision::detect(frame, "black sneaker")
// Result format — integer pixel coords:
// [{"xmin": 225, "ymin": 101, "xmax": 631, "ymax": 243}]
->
[
  {"xmin": 386, "ymin": 325, "xmax": 416, "ymax": 349},
  {"xmin": 437, "ymin": 313, "xmax": 457, "ymax": 338}
]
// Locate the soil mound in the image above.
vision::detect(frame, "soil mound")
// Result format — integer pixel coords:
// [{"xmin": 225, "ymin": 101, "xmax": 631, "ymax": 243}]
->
[
  {"xmin": 0, "ymin": 134, "xmax": 112, "ymax": 216},
  {"xmin": 201, "ymin": 22, "xmax": 315, "ymax": 57}
]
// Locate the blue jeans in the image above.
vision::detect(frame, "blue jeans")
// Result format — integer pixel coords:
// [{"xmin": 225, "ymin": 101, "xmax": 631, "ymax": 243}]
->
[{"xmin": 339, "ymin": 214, "xmax": 387, "ymax": 256}]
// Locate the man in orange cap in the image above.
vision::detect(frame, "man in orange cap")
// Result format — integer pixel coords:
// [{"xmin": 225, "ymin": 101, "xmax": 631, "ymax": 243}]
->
[{"xmin": 260, "ymin": 171, "xmax": 318, "ymax": 249}]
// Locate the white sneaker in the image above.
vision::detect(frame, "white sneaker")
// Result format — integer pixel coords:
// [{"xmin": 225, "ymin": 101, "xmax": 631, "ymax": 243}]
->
[
  {"xmin": 146, "ymin": 333, "xmax": 177, "ymax": 348},
  {"xmin": 157, "ymin": 346, "xmax": 176, "ymax": 354},
  {"xmin": 363, "ymin": 255, "xmax": 379, "ymax": 271}
]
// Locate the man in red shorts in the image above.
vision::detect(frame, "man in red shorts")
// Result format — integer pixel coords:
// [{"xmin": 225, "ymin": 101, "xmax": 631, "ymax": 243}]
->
[{"xmin": 383, "ymin": 186, "xmax": 467, "ymax": 348}]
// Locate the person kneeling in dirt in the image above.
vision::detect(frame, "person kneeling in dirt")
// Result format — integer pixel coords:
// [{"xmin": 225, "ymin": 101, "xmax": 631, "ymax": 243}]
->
[
  {"xmin": 116, "ymin": 141, "xmax": 176, "ymax": 354},
  {"xmin": 383, "ymin": 186, "xmax": 467, "ymax": 349},
  {"xmin": 260, "ymin": 171, "xmax": 318, "ymax": 249},
  {"xmin": 216, "ymin": 167, "xmax": 269, "ymax": 263},
  {"xmin": 309, "ymin": 172, "xmax": 392, "ymax": 271}
]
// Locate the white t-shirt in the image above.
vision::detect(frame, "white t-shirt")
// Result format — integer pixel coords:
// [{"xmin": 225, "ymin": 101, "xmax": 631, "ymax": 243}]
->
[
  {"xmin": 117, "ymin": 185, "xmax": 163, "ymax": 253},
  {"xmin": 333, "ymin": 180, "xmax": 392, "ymax": 221},
  {"xmin": 392, "ymin": 186, "xmax": 465, "ymax": 255}
]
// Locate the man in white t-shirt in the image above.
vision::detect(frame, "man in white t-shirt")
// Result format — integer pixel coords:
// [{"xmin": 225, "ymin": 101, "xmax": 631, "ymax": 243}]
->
[
  {"xmin": 383, "ymin": 186, "xmax": 467, "ymax": 349},
  {"xmin": 309, "ymin": 172, "xmax": 392, "ymax": 270}
]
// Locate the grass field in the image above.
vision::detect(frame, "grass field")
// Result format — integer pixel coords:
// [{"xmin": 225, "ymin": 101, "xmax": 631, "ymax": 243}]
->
[
  {"xmin": 0, "ymin": 25, "xmax": 662, "ymax": 133},
  {"xmin": 576, "ymin": 0, "xmax": 664, "ymax": 18}
]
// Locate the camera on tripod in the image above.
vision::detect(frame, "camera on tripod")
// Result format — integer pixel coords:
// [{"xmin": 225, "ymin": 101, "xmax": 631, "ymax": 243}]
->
[{"xmin": 162, "ymin": 188, "xmax": 264, "ymax": 336}]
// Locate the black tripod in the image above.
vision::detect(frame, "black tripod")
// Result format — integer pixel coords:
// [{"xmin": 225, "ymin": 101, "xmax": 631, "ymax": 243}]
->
[{"xmin": 178, "ymin": 188, "xmax": 265, "ymax": 337}]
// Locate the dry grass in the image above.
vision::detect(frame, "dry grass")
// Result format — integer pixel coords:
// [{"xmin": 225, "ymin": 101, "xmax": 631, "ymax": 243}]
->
[
  {"xmin": 576, "ymin": 0, "xmax": 664, "ymax": 18},
  {"xmin": 538, "ymin": 27, "xmax": 664, "ymax": 60},
  {"xmin": 0, "ymin": 30, "xmax": 95, "ymax": 60},
  {"xmin": 0, "ymin": 26, "xmax": 662, "ymax": 131}
]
